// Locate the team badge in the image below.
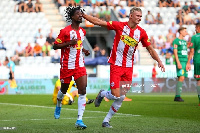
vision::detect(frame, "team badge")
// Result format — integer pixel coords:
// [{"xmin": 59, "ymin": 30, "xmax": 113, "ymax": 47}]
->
[
  {"xmin": 56, "ymin": 38, "xmax": 62, "ymax": 43},
  {"xmin": 109, "ymin": 21, "xmax": 112, "ymax": 25},
  {"xmin": 110, "ymin": 81, "xmax": 115, "ymax": 87},
  {"xmin": 147, "ymin": 39, "xmax": 150, "ymax": 42}
]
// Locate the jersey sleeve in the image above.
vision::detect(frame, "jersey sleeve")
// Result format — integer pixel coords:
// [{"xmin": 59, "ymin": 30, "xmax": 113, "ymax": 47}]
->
[
  {"xmin": 107, "ymin": 21, "xmax": 120, "ymax": 30},
  {"xmin": 190, "ymin": 36, "xmax": 195, "ymax": 48},
  {"xmin": 54, "ymin": 29, "xmax": 66, "ymax": 45},
  {"xmin": 140, "ymin": 30, "xmax": 151, "ymax": 47},
  {"xmin": 173, "ymin": 39, "xmax": 178, "ymax": 49}
]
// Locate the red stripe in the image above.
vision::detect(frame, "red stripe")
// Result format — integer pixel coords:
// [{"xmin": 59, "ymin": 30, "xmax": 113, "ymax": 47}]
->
[{"xmin": 111, "ymin": 106, "xmax": 117, "ymax": 112}]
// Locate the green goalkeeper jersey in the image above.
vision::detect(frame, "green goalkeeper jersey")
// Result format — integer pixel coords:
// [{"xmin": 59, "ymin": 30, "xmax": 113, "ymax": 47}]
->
[
  {"xmin": 173, "ymin": 38, "xmax": 188, "ymax": 62},
  {"xmin": 190, "ymin": 33, "xmax": 200, "ymax": 64}
]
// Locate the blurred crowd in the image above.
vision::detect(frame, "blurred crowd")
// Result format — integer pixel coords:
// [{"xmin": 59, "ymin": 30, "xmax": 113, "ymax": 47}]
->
[{"xmin": 14, "ymin": 0, "xmax": 43, "ymax": 13}]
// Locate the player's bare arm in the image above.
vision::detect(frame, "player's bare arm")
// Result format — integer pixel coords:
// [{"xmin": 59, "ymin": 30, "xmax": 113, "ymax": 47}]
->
[
  {"xmin": 146, "ymin": 45, "xmax": 165, "ymax": 72},
  {"xmin": 82, "ymin": 14, "xmax": 107, "ymax": 28},
  {"xmin": 186, "ymin": 48, "xmax": 194, "ymax": 71},
  {"xmin": 53, "ymin": 36, "xmax": 77, "ymax": 50},
  {"xmin": 173, "ymin": 46, "xmax": 182, "ymax": 69}
]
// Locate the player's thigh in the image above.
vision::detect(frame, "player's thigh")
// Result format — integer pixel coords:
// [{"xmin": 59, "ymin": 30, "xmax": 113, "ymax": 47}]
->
[
  {"xmin": 110, "ymin": 64, "xmax": 123, "ymax": 90},
  {"xmin": 75, "ymin": 75, "xmax": 87, "ymax": 94},
  {"xmin": 176, "ymin": 62, "xmax": 187, "ymax": 77},
  {"xmin": 194, "ymin": 63, "xmax": 200, "ymax": 80}
]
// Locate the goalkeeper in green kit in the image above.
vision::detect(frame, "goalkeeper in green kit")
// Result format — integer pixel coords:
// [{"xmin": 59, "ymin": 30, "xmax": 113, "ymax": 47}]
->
[
  {"xmin": 186, "ymin": 22, "xmax": 200, "ymax": 106},
  {"xmin": 173, "ymin": 27, "xmax": 188, "ymax": 102}
]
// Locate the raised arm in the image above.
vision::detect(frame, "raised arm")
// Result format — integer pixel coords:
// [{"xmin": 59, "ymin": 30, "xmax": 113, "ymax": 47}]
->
[
  {"xmin": 146, "ymin": 45, "xmax": 165, "ymax": 72},
  {"xmin": 82, "ymin": 13, "xmax": 107, "ymax": 28}
]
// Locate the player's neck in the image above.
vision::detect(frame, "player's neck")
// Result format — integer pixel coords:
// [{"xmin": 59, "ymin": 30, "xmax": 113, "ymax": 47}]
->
[
  {"xmin": 128, "ymin": 21, "xmax": 137, "ymax": 29},
  {"xmin": 71, "ymin": 23, "xmax": 80, "ymax": 31},
  {"xmin": 178, "ymin": 35, "xmax": 184, "ymax": 40}
]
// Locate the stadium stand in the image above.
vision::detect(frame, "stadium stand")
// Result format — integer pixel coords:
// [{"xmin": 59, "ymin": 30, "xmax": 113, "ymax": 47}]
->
[{"xmin": 0, "ymin": 0, "xmax": 199, "ymax": 67}]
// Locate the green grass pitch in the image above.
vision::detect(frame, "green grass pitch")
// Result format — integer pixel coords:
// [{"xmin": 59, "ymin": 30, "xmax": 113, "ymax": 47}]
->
[{"xmin": 0, "ymin": 93, "xmax": 199, "ymax": 133}]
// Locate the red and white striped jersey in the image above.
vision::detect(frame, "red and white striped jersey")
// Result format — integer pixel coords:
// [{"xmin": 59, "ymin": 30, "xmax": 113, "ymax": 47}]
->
[
  {"xmin": 54, "ymin": 25, "xmax": 86, "ymax": 69},
  {"xmin": 107, "ymin": 21, "xmax": 151, "ymax": 67}
]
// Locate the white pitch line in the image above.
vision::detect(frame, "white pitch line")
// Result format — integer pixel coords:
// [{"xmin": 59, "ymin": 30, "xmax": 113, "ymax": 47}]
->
[
  {"xmin": 0, "ymin": 116, "xmax": 130, "ymax": 122},
  {"xmin": 0, "ymin": 102, "xmax": 141, "ymax": 117}
]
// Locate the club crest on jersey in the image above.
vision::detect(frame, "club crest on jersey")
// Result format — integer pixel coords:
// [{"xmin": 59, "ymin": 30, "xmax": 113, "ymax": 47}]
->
[
  {"xmin": 120, "ymin": 35, "xmax": 138, "ymax": 47},
  {"xmin": 56, "ymin": 38, "xmax": 62, "ymax": 43},
  {"xmin": 109, "ymin": 21, "xmax": 112, "ymax": 25},
  {"xmin": 110, "ymin": 81, "xmax": 115, "ymax": 87}
]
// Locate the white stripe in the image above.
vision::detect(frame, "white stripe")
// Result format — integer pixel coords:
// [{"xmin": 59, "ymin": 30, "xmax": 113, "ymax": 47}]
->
[
  {"xmin": 68, "ymin": 47, "xmax": 77, "ymax": 69},
  {"xmin": 79, "ymin": 29, "xmax": 85, "ymax": 67},
  {"xmin": 0, "ymin": 103, "xmax": 141, "ymax": 117},
  {"xmin": 126, "ymin": 47, "xmax": 134, "ymax": 67},
  {"xmin": 115, "ymin": 26, "xmax": 130, "ymax": 66}
]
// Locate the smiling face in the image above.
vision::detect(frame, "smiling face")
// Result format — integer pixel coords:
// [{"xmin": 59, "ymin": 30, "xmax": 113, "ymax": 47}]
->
[
  {"xmin": 72, "ymin": 10, "xmax": 83, "ymax": 23},
  {"xmin": 129, "ymin": 10, "xmax": 142, "ymax": 25}
]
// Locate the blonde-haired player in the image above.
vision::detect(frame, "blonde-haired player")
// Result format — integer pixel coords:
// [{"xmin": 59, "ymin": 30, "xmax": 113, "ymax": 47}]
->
[{"xmin": 53, "ymin": 79, "xmax": 94, "ymax": 105}]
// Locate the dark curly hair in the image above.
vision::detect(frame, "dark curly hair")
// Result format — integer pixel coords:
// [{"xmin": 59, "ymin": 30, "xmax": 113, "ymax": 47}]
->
[{"xmin": 64, "ymin": 6, "xmax": 84, "ymax": 22}]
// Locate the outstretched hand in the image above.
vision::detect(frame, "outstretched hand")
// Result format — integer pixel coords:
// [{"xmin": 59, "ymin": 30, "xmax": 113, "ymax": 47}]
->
[
  {"xmin": 158, "ymin": 61, "xmax": 165, "ymax": 72},
  {"xmin": 83, "ymin": 49, "xmax": 90, "ymax": 56}
]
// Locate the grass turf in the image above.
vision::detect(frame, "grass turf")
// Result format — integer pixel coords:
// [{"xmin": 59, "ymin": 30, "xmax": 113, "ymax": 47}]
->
[{"xmin": 0, "ymin": 93, "xmax": 199, "ymax": 133}]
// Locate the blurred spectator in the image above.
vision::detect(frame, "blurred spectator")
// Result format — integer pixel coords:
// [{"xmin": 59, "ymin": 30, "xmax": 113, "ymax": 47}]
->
[
  {"xmin": 145, "ymin": 10, "xmax": 155, "ymax": 24},
  {"xmin": 164, "ymin": 38, "xmax": 171, "ymax": 49},
  {"xmin": 172, "ymin": 0, "xmax": 180, "ymax": 7},
  {"xmin": 42, "ymin": 41, "xmax": 51, "ymax": 56},
  {"xmin": 55, "ymin": 0, "xmax": 65, "ymax": 8},
  {"xmin": 0, "ymin": 35, "xmax": 6, "ymax": 51},
  {"xmin": 155, "ymin": 13, "xmax": 163, "ymax": 24},
  {"xmin": 36, "ymin": 35, "xmax": 46, "ymax": 46},
  {"xmin": 51, "ymin": 49, "xmax": 60, "ymax": 63},
  {"xmin": 136, "ymin": 0, "xmax": 144, "ymax": 7},
  {"xmin": 97, "ymin": 8, "xmax": 105, "ymax": 20},
  {"xmin": 182, "ymin": 2, "xmax": 190, "ymax": 12},
  {"xmin": 46, "ymin": 33, "xmax": 56, "ymax": 47},
  {"xmin": 166, "ymin": 0, "xmax": 173, "ymax": 7},
  {"xmin": 82, "ymin": 0, "xmax": 91, "ymax": 6},
  {"xmin": 13, "ymin": 55, "xmax": 21, "ymax": 65},
  {"xmin": 150, "ymin": 36, "xmax": 157, "ymax": 49},
  {"xmin": 15, "ymin": 41, "xmax": 24, "ymax": 56},
  {"xmin": 14, "ymin": 0, "xmax": 26, "ymax": 12},
  {"xmin": 111, "ymin": 0, "xmax": 120, "ymax": 6},
  {"xmin": 90, "ymin": 4, "xmax": 99, "ymax": 17},
  {"xmin": 35, "ymin": 0, "xmax": 43, "ymax": 12},
  {"xmin": 165, "ymin": 52, "xmax": 172, "ymax": 65},
  {"xmin": 66, "ymin": 0, "xmax": 75, "ymax": 6},
  {"xmin": 192, "ymin": 10, "xmax": 200, "ymax": 23},
  {"xmin": 128, "ymin": 0, "xmax": 136, "ymax": 7},
  {"xmin": 189, "ymin": 1, "xmax": 197, "ymax": 13},
  {"xmin": 176, "ymin": 9, "xmax": 184, "ymax": 25},
  {"xmin": 166, "ymin": 29, "xmax": 175, "ymax": 43},
  {"xmin": 170, "ymin": 22, "xmax": 178, "ymax": 34},
  {"xmin": 167, "ymin": 43, "xmax": 173, "ymax": 55},
  {"xmin": 96, "ymin": 0, "xmax": 106, "ymax": 6},
  {"xmin": 156, "ymin": 35, "xmax": 165, "ymax": 49},
  {"xmin": 26, "ymin": 0, "xmax": 34, "ymax": 13},
  {"xmin": 93, "ymin": 45, "xmax": 101, "ymax": 57},
  {"xmin": 25, "ymin": 43, "xmax": 33, "ymax": 57},
  {"xmin": 91, "ymin": 0, "xmax": 97, "ymax": 5},
  {"xmin": 48, "ymin": 28, "xmax": 57, "ymax": 39},
  {"xmin": 33, "ymin": 43, "xmax": 42, "ymax": 57},
  {"xmin": 34, "ymin": 28, "xmax": 42, "ymax": 42},
  {"xmin": 158, "ymin": 0, "xmax": 166, "ymax": 7},
  {"xmin": 118, "ymin": 5, "xmax": 128, "ymax": 18},
  {"xmin": 183, "ymin": 10, "xmax": 193, "ymax": 25},
  {"xmin": 161, "ymin": 44, "xmax": 167, "ymax": 56},
  {"xmin": 3, "ymin": 56, "xmax": 9, "ymax": 66},
  {"xmin": 104, "ymin": 6, "xmax": 111, "ymax": 21}
]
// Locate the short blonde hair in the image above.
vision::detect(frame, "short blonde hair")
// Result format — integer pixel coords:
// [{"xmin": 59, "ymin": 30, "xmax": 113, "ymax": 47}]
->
[{"xmin": 130, "ymin": 7, "xmax": 142, "ymax": 15}]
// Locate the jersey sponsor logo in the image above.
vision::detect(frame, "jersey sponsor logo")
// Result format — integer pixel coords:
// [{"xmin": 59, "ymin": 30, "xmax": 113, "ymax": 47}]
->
[
  {"xmin": 120, "ymin": 35, "xmax": 138, "ymax": 47},
  {"xmin": 109, "ymin": 21, "xmax": 112, "ymax": 25},
  {"xmin": 198, "ymin": 50, "xmax": 200, "ymax": 53},
  {"xmin": 56, "ymin": 38, "xmax": 62, "ymax": 43},
  {"xmin": 76, "ymin": 40, "xmax": 82, "ymax": 49}
]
